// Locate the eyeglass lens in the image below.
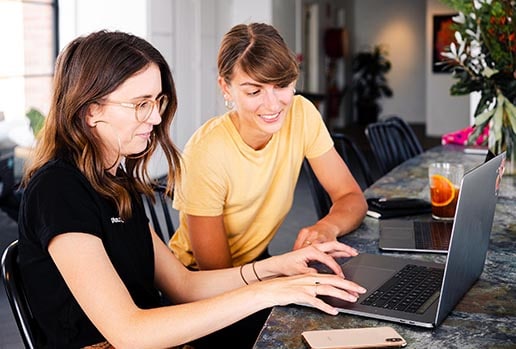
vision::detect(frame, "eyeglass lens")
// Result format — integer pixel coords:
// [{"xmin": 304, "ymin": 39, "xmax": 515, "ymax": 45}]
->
[{"xmin": 137, "ymin": 95, "xmax": 168, "ymax": 122}]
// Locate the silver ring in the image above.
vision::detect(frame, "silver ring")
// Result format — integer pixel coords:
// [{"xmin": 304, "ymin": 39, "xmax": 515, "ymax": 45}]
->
[{"xmin": 314, "ymin": 281, "xmax": 320, "ymax": 295}]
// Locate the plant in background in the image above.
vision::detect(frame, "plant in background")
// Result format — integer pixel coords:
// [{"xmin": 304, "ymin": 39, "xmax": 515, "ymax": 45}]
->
[
  {"xmin": 439, "ymin": 0, "xmax": 516, "ymax": 169},
  {"xmin": 352, "ymin": 45, "xmax": 393, "ymax": 125},
  {"xmin": 26, "ymin": 108, "xmax": 45, "ymax": 137}
]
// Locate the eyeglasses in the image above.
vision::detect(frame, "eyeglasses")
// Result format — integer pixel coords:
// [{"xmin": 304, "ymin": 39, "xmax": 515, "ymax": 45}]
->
[{"xmin": 101, "ymin": 94, "xmax": 169, "ymax": 122}]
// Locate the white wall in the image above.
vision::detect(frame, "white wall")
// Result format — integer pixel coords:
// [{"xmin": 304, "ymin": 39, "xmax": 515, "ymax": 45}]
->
[
  {"xmin": 272, "ymin": 0, "xmax": 297, "ymax": 54},
  {"xmin": 231, "ymin": 0, "xmax": 272, "ymax": 25},
  {"xmin": 425, "ymin": 0, "xmax": 469, "ymax": 136},
  {"xmin": 352, "ymin": 0, "xmax": 427, "ymax": 124},
  {"xmin": 156, "ymin": 0, "xmax": 276, "ymax": 151},
  {"xmin": 58, "ymin": 0, "xmax": 148, "ymax": 50}
]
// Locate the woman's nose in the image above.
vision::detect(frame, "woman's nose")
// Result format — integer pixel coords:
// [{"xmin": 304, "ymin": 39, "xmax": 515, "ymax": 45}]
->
[
  {"xmin": 147, "ymin": 106, "xmax": 162, "ymax": 125},
  {"xmin": 262, "ymin": 89, "xmax": 280, "ymax": 109}
]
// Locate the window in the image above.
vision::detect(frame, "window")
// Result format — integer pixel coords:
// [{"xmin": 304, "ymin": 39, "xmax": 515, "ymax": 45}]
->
[{"xmin": 0, "ymin": 0, "xmax": 57, "ymax": 143}]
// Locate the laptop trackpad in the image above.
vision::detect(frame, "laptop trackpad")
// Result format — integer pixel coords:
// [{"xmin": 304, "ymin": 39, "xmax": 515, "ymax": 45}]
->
[
  {"xmin": 342, "ymin": 264, "xmax": 396, "ymax": 291},
  {"xmin": 380, "ymin": 220, "xmax": 415, "ymax": 249}
]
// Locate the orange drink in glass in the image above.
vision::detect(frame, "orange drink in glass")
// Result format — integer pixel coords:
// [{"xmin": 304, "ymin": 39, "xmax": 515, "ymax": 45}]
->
[{"xmin": 428, "ymin": 163, "xmax": 464, "ymax": 220}]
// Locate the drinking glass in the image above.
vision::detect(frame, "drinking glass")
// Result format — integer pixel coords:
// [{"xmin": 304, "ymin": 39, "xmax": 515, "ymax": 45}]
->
[{"xmin": 428, "ymin": 162, "xmax": 464, "ymax": 220}]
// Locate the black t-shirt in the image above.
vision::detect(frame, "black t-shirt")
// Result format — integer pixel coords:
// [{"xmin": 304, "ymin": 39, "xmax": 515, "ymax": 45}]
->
[{"xmin": 18, "ymin": 159, "xmax": 161, "ymax": 348}]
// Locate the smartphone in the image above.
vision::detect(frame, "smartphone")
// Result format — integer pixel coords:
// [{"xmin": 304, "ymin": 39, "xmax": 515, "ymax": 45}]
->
[{"xmin": 302, "ymin": 326, "xmax": 407, "ymax": 349}]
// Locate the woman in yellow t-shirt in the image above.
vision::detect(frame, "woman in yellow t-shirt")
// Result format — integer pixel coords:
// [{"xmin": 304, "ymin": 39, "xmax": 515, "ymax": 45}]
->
[{"xmin": 170, "ymin": 23, "xmax": 368, "ymax": 271}]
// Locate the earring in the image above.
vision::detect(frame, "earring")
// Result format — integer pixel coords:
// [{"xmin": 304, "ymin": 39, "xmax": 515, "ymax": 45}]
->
[
  {"xmin": 224, "ymin": 98, "xmax": 235, "ymax": 110},
  {"xmin": 292, "ymin": 88, "xmax": 296, "ymax": 95}
]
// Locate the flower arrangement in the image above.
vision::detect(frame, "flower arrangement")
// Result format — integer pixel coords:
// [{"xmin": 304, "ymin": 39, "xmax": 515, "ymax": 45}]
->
[{"xmin": 439, "ymin": 0, "xmax": 516, "ymax": 169}]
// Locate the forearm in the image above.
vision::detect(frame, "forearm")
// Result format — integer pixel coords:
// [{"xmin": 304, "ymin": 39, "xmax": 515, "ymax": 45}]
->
[
  {"xmin": 173, "ymin": 260, "xmax": 279, "ymax": 302},
  {"xmin": 167, "ymin": 264, "xmax": 258, "ymax": 303},
  {"xmin": 323, "ymin": 191, "xmax": 368, "ymax": 237},
  {"xmin": 114, "ymin": 285, "xmax": 268, "ymax": 348}
]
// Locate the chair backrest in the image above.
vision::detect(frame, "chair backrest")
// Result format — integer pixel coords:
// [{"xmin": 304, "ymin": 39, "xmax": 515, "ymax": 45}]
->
[
  {"xmin": 303, "ymin": 133, "xmax": 374, "ymax": 220},
  {"xmin": 365, "ymin": 116, "xmax": 423, "ymax": 176},
  {"xmin": 1, "ymin": 240, "xmax": 39, "ymax": 349},
  {"xmin": 142, "ymin": 175, "xmax": 175, "ymax": 243},
  {"xmin": 385, "ymin": 115, "xmax": 424, "ymax": 155},
  {"xmin": 332, "ymin": 133, "xmax": 374, "ymax": 190},
  {"xmin": 302, "ymin": 159, "xmax": 332, "ymax": 220}
]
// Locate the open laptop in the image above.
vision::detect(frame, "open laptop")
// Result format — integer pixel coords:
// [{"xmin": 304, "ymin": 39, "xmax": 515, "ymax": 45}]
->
[
  {"xmin": 379, "ymin": 217, "xmax": 453, "ymax": 253},
  {"xmin": 319, "ymin": 152, "xmax": 505, "ymax": 328},
  {"xmin": 378, "ymin": 149, "xmax": 499, "ymax": 254}
]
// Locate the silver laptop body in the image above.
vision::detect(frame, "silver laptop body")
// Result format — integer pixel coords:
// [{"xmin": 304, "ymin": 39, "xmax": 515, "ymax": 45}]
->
[
  {"xmin": 379, "ymin": 219, "xmax": 452, "ymax": 253},
  {"xmin": 322, "ymin": 152, "xmax": 505, "ymax": 328}
]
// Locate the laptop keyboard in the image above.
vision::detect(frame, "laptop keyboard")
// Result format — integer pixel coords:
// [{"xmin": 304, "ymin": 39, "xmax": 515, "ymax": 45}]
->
[
  {"xmin": 360, "ymin": 264, "xmax": 443, "ymax": 314},
  {"xmin": 414, "ymin": 221, "xmax": 452, "ymax": 250}
]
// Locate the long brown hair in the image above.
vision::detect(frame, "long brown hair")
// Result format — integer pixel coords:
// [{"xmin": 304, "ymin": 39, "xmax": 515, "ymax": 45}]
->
[
  {"xmin": 22, "ymin": 30, "xmax": 181, "ymax": 219},
  {"xmin": 217, "ymin": 23, "xmax": 299, "ymax": 87}
]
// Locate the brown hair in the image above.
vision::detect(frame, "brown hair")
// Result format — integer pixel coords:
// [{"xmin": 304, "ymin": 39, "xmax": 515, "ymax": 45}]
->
[
  {"xmin": 217, "ymin": 23, "xmax": 299, "ymax": 87},
  {"xmin": 22, "ymin": 30, "xmax": 181, "ymax": 219}
]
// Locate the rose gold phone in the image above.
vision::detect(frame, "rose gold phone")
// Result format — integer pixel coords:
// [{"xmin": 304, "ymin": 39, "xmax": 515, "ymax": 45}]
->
[{"xmin": 301, "ymin": 326, "xmax": 407, "ymax": 349}]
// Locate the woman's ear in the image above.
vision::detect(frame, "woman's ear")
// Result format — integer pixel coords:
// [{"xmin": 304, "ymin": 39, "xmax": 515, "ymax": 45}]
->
[
  {"xmin": 218, "ymin": 76, "xmax": 231, "ymax": 97},
  {"xmin": 86, "ymin": 103, "xmax": 102, "ymax": 128}
]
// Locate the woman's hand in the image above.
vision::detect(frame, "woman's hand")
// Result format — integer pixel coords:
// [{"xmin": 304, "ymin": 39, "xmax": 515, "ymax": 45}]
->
[
  {"xmin": 293, "ymin": 221, "xmax": 340, "ymax": 250},
  {"xmin": 253, "ymin": 273, "xmax": 366, "ymax": 315},
  {"xmin": 257, "ymin": 241, "xmax": 358, "ymax": 279}
]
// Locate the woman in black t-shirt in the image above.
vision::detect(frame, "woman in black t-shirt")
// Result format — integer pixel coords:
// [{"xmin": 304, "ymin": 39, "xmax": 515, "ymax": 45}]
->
[{"xmin": 17, "ymin": 30, "xmax": 366, "ymax": 349}]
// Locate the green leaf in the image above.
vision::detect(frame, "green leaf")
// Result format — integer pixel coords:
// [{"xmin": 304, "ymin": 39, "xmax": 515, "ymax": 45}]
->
[
  {"xmin": 25, "ymin": 108, "xmax": 46, "ymax": 136},
  {"xmin": 467, "ymin": 122, "xmax": 489, "ymax": 146},
  {"xmin": 493, "ymin": 96, "xmax": 504, "ymax": 142},
  {"xmin": 474, "ymin": 107, "xmax": 495, "ymax": 125},
  {"xmin": 505, "ymin": 100, "xmax": 516, "ymax": 134}
]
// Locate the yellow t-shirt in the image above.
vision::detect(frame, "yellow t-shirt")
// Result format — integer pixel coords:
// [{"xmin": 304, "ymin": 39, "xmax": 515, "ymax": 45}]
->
[{"xmin": 169, "ymin": 96, "xmax": 333, "ymax": 268}]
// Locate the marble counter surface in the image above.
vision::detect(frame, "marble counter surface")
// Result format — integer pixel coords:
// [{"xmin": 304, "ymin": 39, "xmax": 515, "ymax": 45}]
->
[{"xmin": 254, "ymin": 145, "xmax": 515, "ymax": 348}]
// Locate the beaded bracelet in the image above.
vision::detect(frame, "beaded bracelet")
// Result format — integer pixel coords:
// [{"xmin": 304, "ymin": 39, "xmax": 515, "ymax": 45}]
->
[{"xmin": 239, "ymin": 264, "xmax": 249, "ymax": 285}]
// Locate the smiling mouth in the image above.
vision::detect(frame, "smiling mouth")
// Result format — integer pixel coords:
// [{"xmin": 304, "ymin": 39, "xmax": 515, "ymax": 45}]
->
[
  {"xmin": 259, "ymin": 112, "xmax": 281, "ymax": 122},
  {"xmin": 137, "ymin": 131, "xmax": 152, "ymax": 139}
]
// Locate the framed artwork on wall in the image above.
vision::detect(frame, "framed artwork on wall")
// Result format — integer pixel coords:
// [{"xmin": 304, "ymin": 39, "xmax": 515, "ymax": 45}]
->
[{"xmin": 432, "ymin": 14, "xmax": 457, "ymax": 73}]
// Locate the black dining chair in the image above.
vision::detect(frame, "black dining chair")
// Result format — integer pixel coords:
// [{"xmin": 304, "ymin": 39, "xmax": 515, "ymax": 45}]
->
[
  {"xmin": 302, "ymin": 160, "xmax": 332, "ymax": 220},
  {"xmin": 332, "ymin": 133, "xmax": 375, "ymax": 190},
  {"xmin": 385, "ymin": 115, "xmax": 424, "ymax": 155},
  {"xmin": 142, "ymin": 175, "xmax": 175, "ymax": 243},
  {"xmin": 1, "ymin": 240, "xmax": 42, "ymax": 349},
  {"xmin": 303, "ymin": 133, "xmax": 374, "ymax": 220},
  {"xmin": 365, "ymin": 116, "xmax": 423, "ymax": 176}
]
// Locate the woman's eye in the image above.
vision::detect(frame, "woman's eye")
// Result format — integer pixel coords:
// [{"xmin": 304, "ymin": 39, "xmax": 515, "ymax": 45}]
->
[
  {"xmin": 138, "ymin": 100, "xmax": 152, "ymax": 111},
  {"xmin": 247, "ymin": 90, "xmax": 260, "ymax": 96}
]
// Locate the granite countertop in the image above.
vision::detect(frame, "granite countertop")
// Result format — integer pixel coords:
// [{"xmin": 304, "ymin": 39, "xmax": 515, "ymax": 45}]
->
[{"xmin": 254, "ymin": 145, "xmax": 516, "ymax": 348}]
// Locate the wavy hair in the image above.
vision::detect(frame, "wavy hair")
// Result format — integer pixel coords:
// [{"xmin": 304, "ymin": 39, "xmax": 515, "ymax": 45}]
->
[
  {"xmin": 22, "ymin": 30, "xmax": 181, "ymax": 219},
  {"xmin": 217, "ymin": 23, "xmax": 299, "ymax": 87}
]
